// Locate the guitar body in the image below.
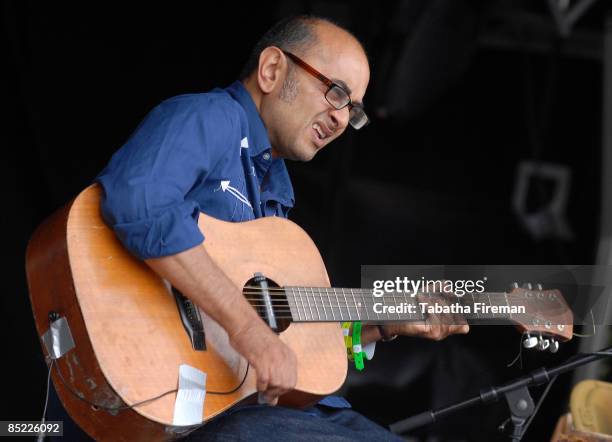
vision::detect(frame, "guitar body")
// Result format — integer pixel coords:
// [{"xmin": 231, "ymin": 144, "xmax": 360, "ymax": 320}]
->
[{"xmin": 26, "ymin": 185, "xmax": 347, "ymax": 441}]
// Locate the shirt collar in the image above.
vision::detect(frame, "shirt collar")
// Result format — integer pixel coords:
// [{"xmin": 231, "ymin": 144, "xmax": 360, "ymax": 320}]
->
[
  {"xmin": 225, "ymin": 81, "xmax": 270, "ymax": 157},
  {"xmin": 225, "ymin": 80, "xmax": 295, "ymax": 210}
]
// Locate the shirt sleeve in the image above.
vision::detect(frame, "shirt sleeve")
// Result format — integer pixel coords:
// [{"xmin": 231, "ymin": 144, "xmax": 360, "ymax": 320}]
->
[{"xmin": 96, "ymin": 95, "xmax": 237, "ymax": 259}]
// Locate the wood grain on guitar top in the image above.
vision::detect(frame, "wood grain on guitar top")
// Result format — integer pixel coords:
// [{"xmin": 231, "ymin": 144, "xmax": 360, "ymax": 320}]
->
[{"xmin": 26, "ymin": 184, "xmax": 347, "ymax": 441}]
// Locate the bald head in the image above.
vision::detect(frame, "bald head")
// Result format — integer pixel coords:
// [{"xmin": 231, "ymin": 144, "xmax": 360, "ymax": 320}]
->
[
  {"xmin": 240, "ymin": 15, "xmax": 367, "ymax": 80},
  {"xmin": 304, "ymin": 20, "xmax": 369, "ymax": 82}
]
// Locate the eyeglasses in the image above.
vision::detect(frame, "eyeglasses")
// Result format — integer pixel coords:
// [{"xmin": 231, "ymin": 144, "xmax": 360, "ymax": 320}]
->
[{"xmin": 282, "ymin": 50, "xmax": 369, "ymax": 130}]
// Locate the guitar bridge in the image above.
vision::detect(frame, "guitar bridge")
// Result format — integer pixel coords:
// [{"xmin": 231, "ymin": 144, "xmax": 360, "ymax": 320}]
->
[{"xmin": 172, "ymin": 287, "xmax": 206, "ymax": 351}]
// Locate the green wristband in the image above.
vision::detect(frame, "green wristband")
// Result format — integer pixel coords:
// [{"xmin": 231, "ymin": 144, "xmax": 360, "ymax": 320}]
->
[{"xmin": 351, "ymin": 321, "xmax": 365, "ymax": 371}]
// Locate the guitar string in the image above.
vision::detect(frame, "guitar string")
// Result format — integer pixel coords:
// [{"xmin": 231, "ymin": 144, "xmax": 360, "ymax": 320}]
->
[
  {"xmin": 241, "ymin": 289, "xmax": 544, "ymax": 314},
  {"xmin": 242, "ymin": 286, "xmax": 553, "ymax": 305},
  {"xmin": 243, "ymin": 286, "xmax": 517, "ymax": 295},
  {"xmin": 243, "ymin": 286, "xmax": 548, "ymax": 298},
  {"xmin": 241, "ymin": 295, "xmax": 513, "ymax": 301},
  {"xmin": 244, "ymin": 286, "xmax": 517, "ymax": 294},
  {"xmin": 237, "ymin": 300, "xmax": 563, "ymax": 326},
  {"xmin": 240, "ymin": 291, "xmax": 519, "ymax": 301},
  {"xmin": 241, "ymin": 287, "xmax": 548, "ymax": 303},
  {"xmin": 241, "ymin": 293, "xmax": 543, "ymax": 312},
  {"xmin": 238, "ymin": 289, "xmax": 563, "ymax": 323}
]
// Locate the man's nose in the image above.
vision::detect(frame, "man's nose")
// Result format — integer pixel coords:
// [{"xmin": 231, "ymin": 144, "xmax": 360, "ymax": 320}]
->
[{"xmin": 328, "ymin": 107, "xmax": 350, "ymax": 132}]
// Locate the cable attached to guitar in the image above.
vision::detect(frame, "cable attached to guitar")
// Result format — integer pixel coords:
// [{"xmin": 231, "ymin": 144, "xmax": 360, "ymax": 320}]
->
[
  {"xmin": 44, "ymin": 314, "xmax": 251, "ymax": 416},
  {"xmin": 36, "ymin": 359, "xmax": 54, "ymax": 442},
  {"xmin": 53, "ymin": 358, "xmax": 251, "ymax": 412}
]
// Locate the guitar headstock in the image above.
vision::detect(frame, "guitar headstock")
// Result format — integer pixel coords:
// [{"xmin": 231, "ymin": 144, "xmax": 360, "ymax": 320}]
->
[{"xmin": 507, "ymin": 283, "xmax": 573, "ymax": 352}]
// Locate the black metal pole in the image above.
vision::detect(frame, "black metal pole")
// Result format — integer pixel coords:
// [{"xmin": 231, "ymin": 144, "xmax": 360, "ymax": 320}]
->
[{"xmin": 390, "ymin": 346, "xmax": 612, "ymax": 435}]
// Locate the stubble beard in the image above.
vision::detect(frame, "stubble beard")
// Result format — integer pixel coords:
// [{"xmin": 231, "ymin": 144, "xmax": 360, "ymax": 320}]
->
[
  {"xmin": 279, "ymin": 70, "xmax": 299, "ymax": 103},
  {"xmin": 277, "ymin": 71, "xmax": 312, "ymax": 161}
]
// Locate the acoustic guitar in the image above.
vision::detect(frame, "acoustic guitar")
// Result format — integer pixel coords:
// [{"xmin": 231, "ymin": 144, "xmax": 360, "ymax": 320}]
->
[{"xmin": 26, "ymin": 185, "xmax": 573, "ymax": 441}]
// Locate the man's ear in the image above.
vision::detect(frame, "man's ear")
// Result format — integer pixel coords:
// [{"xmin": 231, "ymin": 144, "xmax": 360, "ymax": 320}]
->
[{"xmin": 256, "ymin": 47, "xmax": 285, "ymax": 94}]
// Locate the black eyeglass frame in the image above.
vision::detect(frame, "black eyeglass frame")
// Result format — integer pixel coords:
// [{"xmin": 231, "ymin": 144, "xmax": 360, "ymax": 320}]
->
[{"xmin": 281, "ymin": 50, "xmax": 369, "ymax": 129}]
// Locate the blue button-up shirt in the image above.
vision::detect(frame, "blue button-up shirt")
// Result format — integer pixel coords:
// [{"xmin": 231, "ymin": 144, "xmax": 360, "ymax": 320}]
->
[
  {"xmin": 96, "ymin": 80, "xmax": 352, "ymax": 409},
  {"xmin": 97, "ymin": 81, "xmax": 294, "ymax": 259}
]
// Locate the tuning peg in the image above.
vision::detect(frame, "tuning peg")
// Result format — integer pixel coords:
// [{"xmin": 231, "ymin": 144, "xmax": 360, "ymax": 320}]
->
[
  {"xmin": 522, "ymin": 283, "xmax": 533, "ymax": 290},
  {"xmin": 522, "ymin": 333, "xmax": 538, "ymax": 349},
  {"xmin": 537, "ymin": 336, "xmax": 550, "ymax": 351},
  {"xmin": 536, "ymin": 283, "xmax": 543, "ymax": 291},
  {"xmin": 549, "ymin": 339, "xmax": 559, "ymax": 353},
  {"xmin": 511, "ymin": 282, "xmax": 519, "ymax": 290}
]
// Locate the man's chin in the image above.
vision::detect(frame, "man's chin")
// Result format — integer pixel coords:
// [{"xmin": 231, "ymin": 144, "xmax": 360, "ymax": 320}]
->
[
  {"xmin": 290, "ymin": 153, "xmax": 316, "ymax": 162},
  {"xmin": 287, "ymin": 142, "xmax": 319, "ymax": 162}
]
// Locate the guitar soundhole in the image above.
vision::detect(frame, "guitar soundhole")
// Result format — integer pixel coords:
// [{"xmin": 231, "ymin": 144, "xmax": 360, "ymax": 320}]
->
[{"xmin": 243, "ymin": 276, "xmax": 291, "ymax": 333}]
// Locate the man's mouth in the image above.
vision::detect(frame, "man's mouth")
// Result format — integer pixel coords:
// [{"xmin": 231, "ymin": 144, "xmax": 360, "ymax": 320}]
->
[{"xmin": 312, "ymin": 122, "xmax": 330, "ymax": 140}]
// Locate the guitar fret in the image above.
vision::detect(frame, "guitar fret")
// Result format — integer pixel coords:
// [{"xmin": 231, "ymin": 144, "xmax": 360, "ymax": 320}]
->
[
  {"xmin": 290, "ymin": 288, "xmax": 301, "ymax": 322},
  {"xmin": 344, "ymin": 290, "xmax": 350, "ymax": 319},
  {"xmin": 305, "ymin": 287, "xmax": 314, "ymax": 322},
  {"xmin": 293, "ymin": 287, "xmax": 300, "ymax": 320},
  {"xmin": 373, "ymin": 289, "xmax": 381, "ymax": 321},
  {"xmin": 414, "ymin": 292, "xmax": 421, "ymax": 320},
  {"xmin": 384, "ymin": 292, "xmax": 391, "ymax": 321},
  {"xmin": 310, "ymin": 287, "xmax": 321, "ymax": 321},
  {"xmin": 320, "ymin": 288, "xmax": 326, "ymax": 321},
  {"xmin": 363, "ymin": 290, "xmax": 370, "ymax": 320},
  {"xmin": 291, "ymin": 287, "xmax": 307, "ymax": 321},
  {"xmin": 292, "ymin": 288, "xmax": 299, "ymax": 321},
  {"xmin": 350, "ymin": 288, "xmax": 360, "ymax": 321},
  {"xmin": 317, "ymin": 287, "xmax": 323, "ymax": 321},
  {"xmin": 395, "ymin": 292, "xmax": 401, "ymax": 321},
  {"xmin": 340, "ymin": 288, "xmax": 349, "ymax": 321},
  {"xmin": 326, "ymin": 288, "xmax": 336, "ymax": 321},
  {"xmin": 334, "ymin": 288, "xmax": 343, "ymax": 322},
  {"xmin": 413, "ymin": 293, "xmax": 421, "ymax": 320},
  {"xmin": 304, "ymin": 287, "xmax": 311, "ymax": 321},
  {"xmin": 301, "ymin": 287, "xmax": 307, "ymax": 322}
]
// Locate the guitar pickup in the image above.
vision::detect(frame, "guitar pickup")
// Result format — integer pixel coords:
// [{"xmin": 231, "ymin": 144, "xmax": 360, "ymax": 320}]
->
[{"xmin": 172, "ymin": 287, "xmax": 206, "ymax": 351}]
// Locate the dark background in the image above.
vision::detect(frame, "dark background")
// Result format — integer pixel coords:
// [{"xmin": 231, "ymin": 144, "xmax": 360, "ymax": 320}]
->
[{"xmin": 4, "ymin": 1, "xmax": 611, "ymax": 440}]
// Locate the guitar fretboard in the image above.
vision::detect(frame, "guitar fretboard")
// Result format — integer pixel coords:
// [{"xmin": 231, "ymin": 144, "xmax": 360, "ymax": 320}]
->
[{"xmin": 284, "ymin": 287, "xmax": 516, "ymax": 323}]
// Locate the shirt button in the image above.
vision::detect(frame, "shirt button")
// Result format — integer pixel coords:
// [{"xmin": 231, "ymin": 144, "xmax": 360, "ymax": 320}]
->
[{"xmin": 262, "ymin": 152, "xmax": 271, "ymax": 160}]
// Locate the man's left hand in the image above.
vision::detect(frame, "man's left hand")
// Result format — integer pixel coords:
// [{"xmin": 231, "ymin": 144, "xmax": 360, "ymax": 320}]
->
[{"xmin": 379, "ymin": 292, "xmax": 469, "ymax": 341}]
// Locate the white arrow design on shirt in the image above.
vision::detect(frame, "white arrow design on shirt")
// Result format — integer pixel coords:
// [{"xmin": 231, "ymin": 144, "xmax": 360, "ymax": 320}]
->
[{"xmin": 219, "ymin": 180, "xmax": 252, "ymax": 208}]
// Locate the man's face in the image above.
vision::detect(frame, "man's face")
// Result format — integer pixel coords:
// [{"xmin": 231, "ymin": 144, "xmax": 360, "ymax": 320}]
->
[{"xmin": 264, "ymin": 31, "xmax": 370, "ymax": 161}]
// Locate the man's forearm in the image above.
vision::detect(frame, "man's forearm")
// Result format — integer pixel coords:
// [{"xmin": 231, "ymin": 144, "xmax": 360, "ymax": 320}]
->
[{"xmin": 145, "ymin": 243, "xmax": 264, "ymax": 338}]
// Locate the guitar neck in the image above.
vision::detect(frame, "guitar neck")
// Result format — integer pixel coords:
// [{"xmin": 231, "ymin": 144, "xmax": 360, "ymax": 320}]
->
[{"xmin": 284, "ymin": 287, "xmax": 518, "ymax": 324}]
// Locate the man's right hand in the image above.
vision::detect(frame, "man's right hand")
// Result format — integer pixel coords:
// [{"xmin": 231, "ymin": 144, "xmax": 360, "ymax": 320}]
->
[
  {"xmin": 229, "ymin": 323, "xmax": 297, "ymax": 406},
  {"xmin": 145, "ymin": 246, "xmax": 297, "ymax": 405}
]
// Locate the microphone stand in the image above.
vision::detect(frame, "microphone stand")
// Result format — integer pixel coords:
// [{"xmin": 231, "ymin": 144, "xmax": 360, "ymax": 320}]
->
[{"xmin": 389, "ymin": 346, "xmax": 612, "ymax": 441}]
